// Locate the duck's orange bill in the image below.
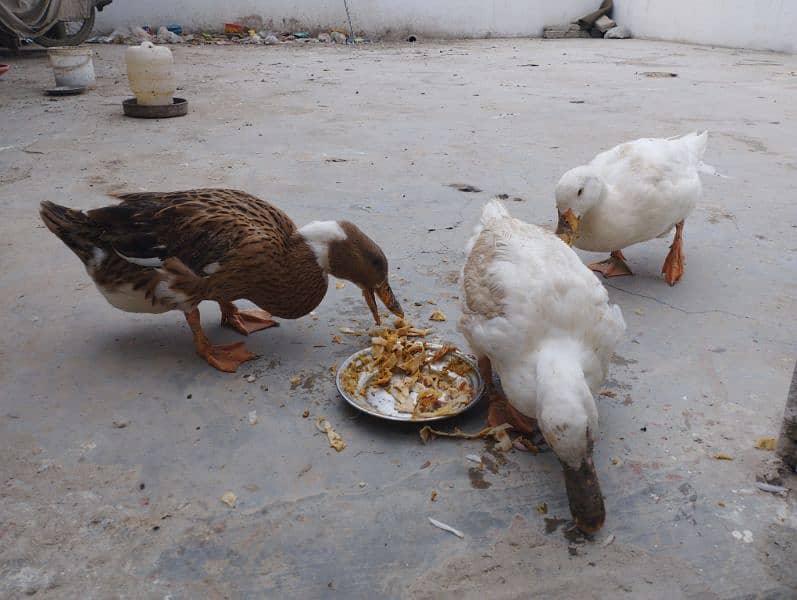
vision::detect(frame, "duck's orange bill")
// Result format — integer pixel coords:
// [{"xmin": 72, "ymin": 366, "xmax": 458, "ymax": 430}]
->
[
  {"xmin": 556, "ymin": 208, "xmax": 579, "ymax": 246},
  {"xmin": 363, "ymin": 280, "xmax": 403, "ymax": 325}
]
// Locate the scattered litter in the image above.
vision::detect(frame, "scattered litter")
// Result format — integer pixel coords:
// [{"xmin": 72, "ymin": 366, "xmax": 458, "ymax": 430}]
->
[
  {"xmin": 718, "ymin": 501, "xmax": 726, "ymax": 507},
  {"xmin": 731, "ymin": 529, "xmax": 753, "ymax": 543},
  {"xmin": 599, "ymin": 390, "xmax": 617, "ymax": 398},
  {"xmin": 248, "ymin": 410, "xmax": 258, "ymax": 425},
  {"xmin": 536, "ymin": 502, "xmax": 548, "ymax": 514},
  {"xmin": 290, "ymin": 375, "xmax": 301, "ymax": 387},
  {"xmin": 167, "ymin": 24, "xmax": 182, "ymax": 35},
  {"xmin": 407, "ymin": 35, "xmax": 418, "ymax": 42},
  {"xmin": 224, "ymin": 23, "xmax": 244, "ymax": 35},
  {"xmin": 338, "ymin": 327, "xmax": 361, "ymax": 335},
  {"xmin": 420, "ymin": 423, "xmax": 513, "ymax": 452},
  {"xmin": 263, "ymin": 34, "xmax": 280, "ymax": 45},
  {"xmin": 610, "ymin": 456, "xmax": 623, "ymax": 466},
  {"xmin": 465, "ymin": 454, "xmax": 482, "ymax": 464},
  {"xmin": 430, "ymin": 310, "xmax": 447, "ymax": 322},
  {"xmin": 420, "ymin": 460, "xmax": 431, "ymax": 469},
  {"xmin": 94, "ymin": 26, "xmax": 153, "ymax": 44},
  {"xmin": 221, "ymin": 491, "xmax": 237, "ymax": 508},
  {"xmin": 428, "ymin": 517, "xmax": 464, "ymax": 538},
  {"xmin": 112, "ymin": 419, "xmax": 129, "ymax": 429},
  {"xmin": 332, "ymin": 335, "xmax": 344, "ymax": 344},
  {"xmin": 754, "ymin": 437, "xmax": 777, "ymax": 451},
  {"xmin": 602, "ymin": 533, "xmax": 616, "ymax": 546},
  {"xmin": 316, "ymin": 416, "xmax": 346, "ymax": 452},
  {"xmin": 155, "ymin": 26, "xmax": 183, "ymax": 44},
  {"xmin": 302, "ymin": 410, "xmax": 310, "ymax": 418},
  {"xmin": 358, "ymin": 481, "xmax": 367, "ymax": 488},
  {"xmin": 448, "ymin": 183, "xmax": 482, "ymax": 193},
  {"xmin": 331, "ymin": 31, "xmax": 347, "ymax": 43},
  {"xmin": 293, "ymin": 31, "xmax": 311, "ymax": 38},
  {"xmin": 335, "ymin": 281, "xmax": 346, "ymax": 289},
  {"xmin": 755, "ymin": 481, "xmax": 788, "ymax": 495},
  {"xmin": 242, "ymin": 33, "xmax": 263, "ymax": 44},
  {"xmin": 246, "ymin": 374, "xmax": 256, "ymax": 383},
  {"xmin": 431, "ymin": 490, "xmax": 438, "ymax": 501},
  {"xmin": 714, "ymin": 453, "xmax": 734, "ymax": 460},
  {"xmin": 640, "ymin": 71, "xmax": 678, "ymax": 78},
  {"xmin": 318, "ymin": 32, "xmax": 331, "ymax": 43}
]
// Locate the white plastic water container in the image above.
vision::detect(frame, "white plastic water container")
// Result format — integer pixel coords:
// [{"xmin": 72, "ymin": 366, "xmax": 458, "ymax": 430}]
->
[
  {"xmin": 48, "ymin": 47, "xmax": 96, "ymax": 89},
  {"xmin": 125, "ymin": 41, "xmax": 175, "ymax": 106}
]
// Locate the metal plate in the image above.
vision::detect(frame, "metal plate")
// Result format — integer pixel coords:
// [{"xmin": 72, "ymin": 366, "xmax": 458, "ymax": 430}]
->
[
  {"xmin": 45, "ymin": 85, "xmax": 85, "ymax": 96},
  {"xmin": 122, "ymin": 97, "xmax": 188, "ymax": 118},
  {"xmin": 335, "ymin": 344, "xmax": 485, "ymax": 422}
]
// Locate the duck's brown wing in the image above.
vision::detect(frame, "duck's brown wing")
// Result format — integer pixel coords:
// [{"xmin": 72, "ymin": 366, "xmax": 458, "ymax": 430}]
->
[{"xmin": 86, "ymin": 188, "xmax": 296, "ymax": 274}]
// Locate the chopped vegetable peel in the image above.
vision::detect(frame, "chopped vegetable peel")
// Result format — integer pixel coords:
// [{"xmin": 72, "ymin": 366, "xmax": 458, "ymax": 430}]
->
[{"xmin": 316, "ymin": 416, "xmax": 346, "ymax": 452}]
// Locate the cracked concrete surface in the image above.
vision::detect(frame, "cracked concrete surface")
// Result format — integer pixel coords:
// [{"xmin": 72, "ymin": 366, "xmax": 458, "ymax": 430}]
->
[{"xmin": 1, "ymin": 39, "xmax": 796, "ymax": 598}]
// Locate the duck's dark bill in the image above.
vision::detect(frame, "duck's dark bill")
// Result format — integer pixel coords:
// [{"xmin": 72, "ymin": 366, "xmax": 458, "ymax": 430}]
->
[
  {"xmin": 363, "ymin": 281, "xmax": 403, "ymax": 325},
  {"xmin": 561, "ymin": 454, "xmax": 605, "ymax": 534}
]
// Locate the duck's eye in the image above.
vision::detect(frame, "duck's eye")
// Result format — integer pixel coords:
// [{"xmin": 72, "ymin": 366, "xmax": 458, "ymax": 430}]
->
[{"xmin": 577, "ymin": 188, "xmax": 584, "ymax": 197}]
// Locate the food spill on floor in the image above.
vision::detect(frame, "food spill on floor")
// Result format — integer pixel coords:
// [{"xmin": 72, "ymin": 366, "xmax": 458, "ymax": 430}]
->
[
  {"xmin": 316, "ymin": 416, "xmax": 346, "ymax": 451},
  {"xmin": 754, "ymin": 437, "xmax": 776, "ymax": 450},
  {"xmin": 428, "ymin": 517, "xmax": 464, "ymax": 538},
  {"xmin": 419, "ymin": 423, "xmax": 513, "ymax": 452}
]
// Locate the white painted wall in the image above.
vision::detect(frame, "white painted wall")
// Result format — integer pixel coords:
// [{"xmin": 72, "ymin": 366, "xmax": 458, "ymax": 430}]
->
[
  {"xmin": 615, "ymin": 0, "xmax": 796, "ymax": 54},
  {"xmin": 95, "ymin": 0, "xmax": 598, "ymax": 38},
  {"xmin": 95, "ymin": 0, "xmax": 797, "ymax": 53}
]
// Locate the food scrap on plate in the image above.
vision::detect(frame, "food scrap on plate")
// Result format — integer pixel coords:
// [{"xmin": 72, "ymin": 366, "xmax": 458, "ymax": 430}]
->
[{"xmin": 338, "ymin": 318, "xmax": 477, "ymax": 420}]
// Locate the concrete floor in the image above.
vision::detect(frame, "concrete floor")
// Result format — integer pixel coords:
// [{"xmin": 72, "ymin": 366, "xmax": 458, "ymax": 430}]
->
[{"xmin": 1, "ymin": 39, "xmax": 796, "ymax": 599}]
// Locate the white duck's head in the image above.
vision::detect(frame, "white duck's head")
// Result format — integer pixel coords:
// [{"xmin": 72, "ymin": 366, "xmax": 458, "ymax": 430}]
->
[{"xmin": 554, "ymin": 166, "xmax": 605, "ymax": 245}]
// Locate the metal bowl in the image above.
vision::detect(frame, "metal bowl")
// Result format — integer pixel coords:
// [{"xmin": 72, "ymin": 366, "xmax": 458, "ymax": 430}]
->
[
  {"xmin": 122, "ymin": 97, "xmax": 188, "ymax": 118},
  {"xmin": 335, "ymin": 344, "xmax": 485, "ymax": 422}
]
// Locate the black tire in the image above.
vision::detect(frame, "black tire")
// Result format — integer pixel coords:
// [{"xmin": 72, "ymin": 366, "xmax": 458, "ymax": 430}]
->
[{"xmin": 34, "ymin": 7, "xmax": 96, "ymax": 47}]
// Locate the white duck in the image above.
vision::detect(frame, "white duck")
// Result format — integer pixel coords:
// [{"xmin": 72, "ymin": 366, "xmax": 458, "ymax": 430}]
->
[
  {"xmin": 459, "ymin": 199, "xmax": 625, "ymax": 533},
  {"xmin": 555, "ymin": 132, "xmax": 709, "ymax": 285}
]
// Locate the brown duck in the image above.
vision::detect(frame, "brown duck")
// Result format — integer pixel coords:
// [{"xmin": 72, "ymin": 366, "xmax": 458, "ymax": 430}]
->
[{"xmin": 40, "ymin": 188, "xmax": 403, "ymax": 372}]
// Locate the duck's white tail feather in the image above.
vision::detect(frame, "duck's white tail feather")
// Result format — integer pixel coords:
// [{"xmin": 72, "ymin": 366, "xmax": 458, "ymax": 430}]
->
[
  {"xmin": 480, "ymin": 198, "xmax": 510, "ymax": 226},
  {"xmin": 679, "ymin": 131, "xmax": 726, "ymax": 178},
  {"xmin": 465, "ymin": 198, "xmax": 511, "ymax": 256}
]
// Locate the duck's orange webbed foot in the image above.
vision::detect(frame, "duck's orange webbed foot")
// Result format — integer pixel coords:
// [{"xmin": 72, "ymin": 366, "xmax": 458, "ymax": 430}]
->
[
  {"xmin": 200, "ymin": 342, "xmax": 258, "ymax": 373},
  {"xmin": 219, "ymin": 301, "xmax": 279, "ymax": 335},
  {"xmin": 185, "ymin": 308, "xmax": 258, "ymax": 372},
  {"xmin": 661, "ymin": 220, "xmax": 685, "ymax": 286},
  {"xmin": 588, "ymin": 250, "xmax": 633, "ymax": 278},
  {"xmin": 487, "ymin": 389, "xmax": 537, "ymax": 434}
]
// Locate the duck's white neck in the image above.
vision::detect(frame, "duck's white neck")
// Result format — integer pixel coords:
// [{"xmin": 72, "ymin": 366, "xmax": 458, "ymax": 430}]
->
[
  {"xmin": 298, "ymin": 220, "xmax": 346, "ymax": 272},
  {"xmin": 535, "ymin": 339, "xmax": 596, "ymax": 468}
]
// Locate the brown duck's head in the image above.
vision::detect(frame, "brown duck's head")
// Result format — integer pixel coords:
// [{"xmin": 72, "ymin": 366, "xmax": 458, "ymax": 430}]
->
[{"xmin": 328, "ymin": 221, "xmax": 403, "ymax": 325}]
